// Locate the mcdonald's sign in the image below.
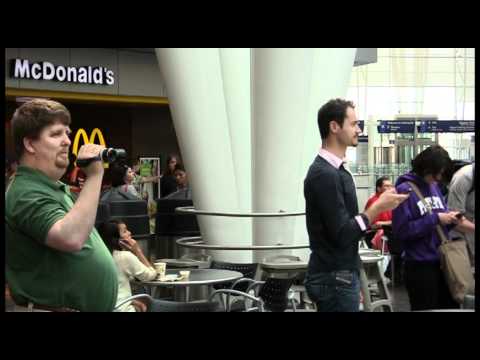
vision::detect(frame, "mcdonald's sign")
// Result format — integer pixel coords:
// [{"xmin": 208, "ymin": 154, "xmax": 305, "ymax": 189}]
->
[{"xmin": 72, "ymin": 128, "xmax": 108, "ymax": 167}]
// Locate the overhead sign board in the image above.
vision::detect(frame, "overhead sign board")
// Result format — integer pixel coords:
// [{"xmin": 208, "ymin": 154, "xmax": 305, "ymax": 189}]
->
[
  {"xmin": 377, "ymin": 120, "xmax": 416, "ymax": 134},
  {"xmin": 417, "ymin": 120, "xmax": 475, "ymax": 133}
]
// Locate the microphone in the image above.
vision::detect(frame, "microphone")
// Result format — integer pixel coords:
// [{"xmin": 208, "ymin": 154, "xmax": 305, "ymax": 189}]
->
[{"xmin": 76, "ymin": 148, "xmax": 126, "ymax": 167}]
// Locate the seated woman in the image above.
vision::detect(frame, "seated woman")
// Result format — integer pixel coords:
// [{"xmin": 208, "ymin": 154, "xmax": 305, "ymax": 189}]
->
[
  {"xmin": 101, "ymin": 164, "xmax": 142, "ymax": 201},
  {"xmin": 97, "ymin": 220, "xmax": 157, "ymax": 312}
]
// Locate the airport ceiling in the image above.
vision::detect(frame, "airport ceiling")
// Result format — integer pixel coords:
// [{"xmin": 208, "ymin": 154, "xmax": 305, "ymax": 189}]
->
[
  {"xmin": 117, "ymin": 48, "xmax": 376, "ymax": 66},
  {"xmin": 118, "ymin": 48, "xmax": 155, "ymax": 53}
]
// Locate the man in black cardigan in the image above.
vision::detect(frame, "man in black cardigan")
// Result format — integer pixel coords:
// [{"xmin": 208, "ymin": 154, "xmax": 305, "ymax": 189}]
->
[{"xmin": 304, "ymin": 99, "xmax": 408, "ymax": 312}]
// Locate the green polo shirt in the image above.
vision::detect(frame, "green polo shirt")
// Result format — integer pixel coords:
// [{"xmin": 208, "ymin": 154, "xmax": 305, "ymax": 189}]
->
[{"xmin": 5, "ymin": 166, "xmax": 118, "ymax": 312}]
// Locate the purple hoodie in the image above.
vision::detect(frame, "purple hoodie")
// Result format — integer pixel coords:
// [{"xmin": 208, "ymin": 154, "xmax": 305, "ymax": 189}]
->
[{"xmin": 392, "ymin": 172, "xmax": 454, "ymax": 262}]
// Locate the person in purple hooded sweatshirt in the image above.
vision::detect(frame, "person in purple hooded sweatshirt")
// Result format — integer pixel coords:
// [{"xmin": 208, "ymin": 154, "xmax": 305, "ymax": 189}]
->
[{"xmin": 393, "ymin": 145, "xmax": 473, "ymax": 311}]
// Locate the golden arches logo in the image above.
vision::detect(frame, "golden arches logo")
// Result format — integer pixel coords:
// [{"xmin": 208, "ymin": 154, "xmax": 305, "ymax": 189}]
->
[{"xmin": 72, "ymin": 128, "xmax": 108, "ymax": 168}]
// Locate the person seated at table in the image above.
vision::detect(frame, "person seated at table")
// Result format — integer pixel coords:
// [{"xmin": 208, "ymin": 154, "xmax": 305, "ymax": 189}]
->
[
  {"xmin": 364, "ymin": 176, "xmax": 403, "ymax": 282},
  {"xmin": 364, "ymin": 176, "xmax": 393, "ymax": 248},
  {"xmin": 97, "ymin": 220, "xmax": 157, "ymax": 312},
  {"xmin": 101, "ymin": 163, "xmax": 142, "ymax": 202},
  {"xmin": 163, "ymin": 163, "xmax": 192, "ymax": 200}
]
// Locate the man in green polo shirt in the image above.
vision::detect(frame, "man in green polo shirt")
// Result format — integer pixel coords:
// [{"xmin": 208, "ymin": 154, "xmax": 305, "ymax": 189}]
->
[{"xmin": 5, "ymin": 99, "xmax": 118, "ymax": 312}]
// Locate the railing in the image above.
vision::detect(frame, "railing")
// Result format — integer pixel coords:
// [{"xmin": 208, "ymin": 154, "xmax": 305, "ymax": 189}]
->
[{"xmin": 174, "ymin": 207, "xmax": 309, "ymax": 251}]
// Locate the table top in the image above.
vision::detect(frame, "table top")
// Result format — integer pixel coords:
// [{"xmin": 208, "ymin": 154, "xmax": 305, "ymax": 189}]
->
[
  {"xmin": 359, "ymin": 248, "xmax": 381, "ymax": 256},
  {"xmin": 261, "ymin": 261, "xmax": 308, "ymax": 270},
  {"xmin": 155, "ymin": 258, "xmax": 205, "ymax": 268},
  {"xmin": 360, "ymin": 254, "xmax": 385, "ymax": 263},
  {"xmin": 142, "ymin": 269, "xmax": 243, "ymax": 287}
]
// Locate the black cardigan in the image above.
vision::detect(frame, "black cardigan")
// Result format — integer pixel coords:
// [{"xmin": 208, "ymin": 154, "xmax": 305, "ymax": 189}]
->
[{"xmin": 304, "ymin": 155, "xmax": 364, "ymax": 273}]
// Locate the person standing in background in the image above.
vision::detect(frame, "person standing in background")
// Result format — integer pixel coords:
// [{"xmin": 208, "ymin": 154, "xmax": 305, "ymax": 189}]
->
[
  {"xmin": 392, "ymin": 145, "xmax": 473, "ymax": 310},
  {"xmin": 447, "ymin": 163, "xmax": 475, "ymax": 267},
  {"xmin": 304, "ymin": 98, "xmax": 408, "ymax": 312},
  {"xmin": 160, "ymin": 154, "xmax": 180, "ymax": 198}
]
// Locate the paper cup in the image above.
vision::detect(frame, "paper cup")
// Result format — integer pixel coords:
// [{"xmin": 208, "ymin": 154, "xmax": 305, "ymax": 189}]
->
[
  {"xmin": 154, "ymin": 262, "xmax": 166, "ymax": 278},
  {"xmin": 179, "ymin": 270, "xmax": 190, "ymax": 280}
]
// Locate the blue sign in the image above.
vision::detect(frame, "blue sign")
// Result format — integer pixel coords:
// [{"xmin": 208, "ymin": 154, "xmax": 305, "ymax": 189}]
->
[
  {"xmin": 377, "ymin": 120, "xmax": 416, "ymax": 133},
  {"xmin": 358, "ymin": 120, "xmax": 365, "ymax": 132},
  {"xmin": 358, "ymin": 135, "xmax": 368, "ymax": 143},
  {"xmin": 417, "ymin": 120, "xmax": 475, "ymax": 133}
]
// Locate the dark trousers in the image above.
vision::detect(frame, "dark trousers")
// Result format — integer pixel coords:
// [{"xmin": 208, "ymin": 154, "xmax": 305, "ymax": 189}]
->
[
  {"xmin": 404, "ymin": 260, "xmax": 459, "ymax": 311},
  {"xmin": 305, "ymin": 270, "xmax": 360, "ymax": 312},
  {"xmin": 384, "ymin": 254, "xmax": 404, "ymax": 284}
]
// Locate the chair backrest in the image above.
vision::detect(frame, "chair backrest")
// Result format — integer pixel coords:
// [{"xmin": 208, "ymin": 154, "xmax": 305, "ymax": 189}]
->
[
  {"xmin": 258, "ymin": 277, "xmax": 295, "ymax": 312},
  {"xmin": 210, "ymin": 261, "xmax": 259, "ymax": 292},
  {"xmin": 95, "ymin": 201, "xmax": 111, "ymax": 228},
  {"xmin": 109, "ymin": 200, "xmax": 148, "ymax": 217},
  {"xmin": 156, "ymin": 199, "xmax": 199, "ymax": 236},
  {"xmin": 148, "ymin": 299, "xmax": 220, "ymax": 312},
  {"xmin": 111, "ymin": 215, "xmax": 150, "ymax": 236},
  {"xmin": 97, "ymin": 200, "xmax": 150, "ymax": 236},
  {"xmin": 101, "ymin": 188, "xmax": 140, "ymax": 202}
]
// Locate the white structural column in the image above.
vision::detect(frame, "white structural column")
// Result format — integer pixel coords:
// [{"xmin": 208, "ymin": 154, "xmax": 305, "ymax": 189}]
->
[
  {"xmin": 218, "ymin": 48, "xmax": 253, "ymax": 259},
  {"xmin": 290, "ymin": 48, "xmax": 357, "ymax": 260},
  {"xmin": 251, "ymin": 48, "xmax": 316, "ymax": 262},
  {"xmin": 155, "ymin": 48, "xmax": 250, "ymax": 262},
  {"xmin": 219, "ymin": 48, "xmax": 252, "ymax": 213},
  {"xmin": 155, "ymin": 48, "xmax": 356, "ymax": 264}
]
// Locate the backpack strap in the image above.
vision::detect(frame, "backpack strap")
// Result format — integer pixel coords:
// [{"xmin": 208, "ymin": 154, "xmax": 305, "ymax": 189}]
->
[{"xmin": 408, "ymin": 181, "xmax": 449, "ymax": 245}]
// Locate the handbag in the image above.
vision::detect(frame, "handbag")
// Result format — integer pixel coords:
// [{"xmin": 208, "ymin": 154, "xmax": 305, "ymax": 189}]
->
[{"xmin": 408, "ymin": 182, "xmax": 475, "ymax": 304}]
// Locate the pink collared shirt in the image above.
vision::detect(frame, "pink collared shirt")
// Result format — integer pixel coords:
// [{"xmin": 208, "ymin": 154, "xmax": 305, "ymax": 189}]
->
[
  {"xmin": 318, "ymin": 147, "xmax": 367, "ymax": 231},
  {"xmin": 318, "ymin": 148, "xmax": 345, "ymax": 170}
]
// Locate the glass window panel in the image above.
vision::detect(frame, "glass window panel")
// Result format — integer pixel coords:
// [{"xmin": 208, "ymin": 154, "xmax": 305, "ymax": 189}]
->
[{"xmin": 423, "ymin": 87, "xmax": 456, "ymax": 118}]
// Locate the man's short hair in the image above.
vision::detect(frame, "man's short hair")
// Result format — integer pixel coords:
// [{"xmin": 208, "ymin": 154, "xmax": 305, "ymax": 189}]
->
[
  {"xmin": 11, "ymin": 98, "xmax": 71, "ymax": 159},
  {"xmin": 411, "ymin": 145, "xmax": 452, "ymax": 178},
  {"xmin": 317, "ymin": 98, "xmax": 355, "ymax": 140},
  {"xmin": 375, "ymin": 176, "xmax": 390, "ymax": 192},
  {"xmin": 110, "ymin": 164, "xmax": 129, "ymax": 187}
]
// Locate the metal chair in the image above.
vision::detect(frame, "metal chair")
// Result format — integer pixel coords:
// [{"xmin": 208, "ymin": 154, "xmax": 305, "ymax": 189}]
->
[
  {"xmin": 209, "ymin": 277, "xmax": 296, "ymax": 312},
  {"xmin": 261, "ymin": 254, "xmax": 307, "ymax": 309},
  {"xmin": 210, "ymin": 261, "xmax": 259, "ymax": 311},
  {"xmin": 114, "ymin": 294, "xmax": 222, "ymax": 312},
  {"xmin": 180, "ymin": 253, "xmax": 212, "ymax": 268},
  {"xmin": 210, "ymin": 261, "xmax": 258, "ymax": 292}
]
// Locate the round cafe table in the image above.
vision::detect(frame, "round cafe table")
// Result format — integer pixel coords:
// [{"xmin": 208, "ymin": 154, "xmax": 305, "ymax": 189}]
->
[
  {"xmin": 142, "ymin": 269, "xmax": 243, "ymax": 302},
  {"xmin": 155, "ymin": 258, "xmax": 209, "ymax": 269}
]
